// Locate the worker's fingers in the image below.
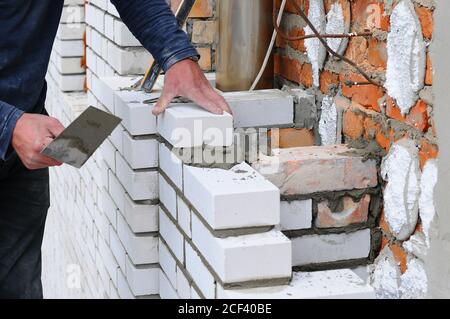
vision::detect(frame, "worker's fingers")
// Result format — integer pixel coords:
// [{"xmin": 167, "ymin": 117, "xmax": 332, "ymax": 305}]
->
[
  {"xmin": 203, "ymin": 87, "xmax": 233, "ymax": 115},
  {"xmin": 33, "ymin": 153, "xmax": 63, "ymax": 168},
  {"xmin": 186, "ymin": 88, "xmax": 223, "ymax": 115},
  {"xmin": 153, "ymin": 90, "xmax": 177, "ymax": 116},
  {"xmin": 46, "ymin": 117, "xmax": 65, "ymax": 138}
]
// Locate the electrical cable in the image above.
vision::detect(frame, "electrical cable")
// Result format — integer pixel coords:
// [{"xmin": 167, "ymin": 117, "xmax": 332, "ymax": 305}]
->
[{"xmin": 249, "ymin": 0, "xmax": 287, "ymax": 91}]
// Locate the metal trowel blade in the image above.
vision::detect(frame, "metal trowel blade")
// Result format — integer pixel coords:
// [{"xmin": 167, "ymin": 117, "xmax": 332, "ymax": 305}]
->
[{"xmin": 41, "ymin": 106, "xmax": 122, "ymax": 168}]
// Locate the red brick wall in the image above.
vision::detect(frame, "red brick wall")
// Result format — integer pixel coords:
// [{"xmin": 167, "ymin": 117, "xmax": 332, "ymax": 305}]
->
[
  {"xmin": 170, "ymin": 0, "xmax": 217, "ymax": 71},
  {"xmin": 274, "ymin": 0, "xmax": 436, "ymax": 274}
]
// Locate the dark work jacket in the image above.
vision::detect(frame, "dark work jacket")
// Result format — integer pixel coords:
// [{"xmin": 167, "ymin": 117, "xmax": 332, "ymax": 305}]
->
[{"xmin": 0, "ymin": 0, "xmax": 197, "ymax": 160}]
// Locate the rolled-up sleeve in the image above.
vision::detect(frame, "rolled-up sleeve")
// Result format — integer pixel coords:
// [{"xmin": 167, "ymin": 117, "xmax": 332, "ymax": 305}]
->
[
  {"xmin": 110, "ymin": 0, "xmax": 199, "ymax": 72},
  {"xmin": 0, "ymin": 101, "xmax": 24, "ymax": 160}
]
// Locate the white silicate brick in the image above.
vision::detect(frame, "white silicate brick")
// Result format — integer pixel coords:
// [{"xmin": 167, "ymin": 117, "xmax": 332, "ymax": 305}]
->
[
  {"xmin": 280, "ymin": 200, "xmax": 313, "ymax": 231},
  {"xmin": 223, "ymin": 89, "xmax": 294, "ymax": 128},
  {"xmin": 159, "ymin": 175, "xmax": 177, "ymax": 219},
  {"xmin": 218, "ymin": 269, "xmax": 375, "ymax": 299},
  {"xmin": 114, "ymin": 90, "xmax": 158, "ymax": 136},
  {"xmin": 54, "ymin": 39, "xmax": 84, "ymax": 57},
  {"xmin": 159, "ymin": 270, "xmax": 179, "ymax": 299},
  {"xmin": 107, "ymin": 42, "xmax": 152, "ymax": 75},
  {"xmin": 117, "ymin": 270, "xmax": 135, "ymax": 299},
  {"xmin": 183, "ymin": 162, "xmax": 280, "ymax": 230},
  {"xmin": 177, "ymin": 196, "xmax": 192, "ymax": 238},
  {"xmin": 122, "ymin": 132, "xmax": 159, "ymax": 169},
  {"xmin": 191, "ymin": 214, "xmax": 292, "ymax": 284},
  {"xmin": 117, "ymin": 213, "xmax": 159, "ymax": 265},
  {"xmin": 125, "ymin": 257, "xmax": 159, "ymax": 296},
  {"xmin": 157, "ymin": 104, "xmax": 233, "ymax": 148},
  {"xmin": 57, "ymin": 23, "xmax": 86, "ymax": 40},
  {"xmin": 159, "ymin": 239, "xmax": 177, "ymax": 288},
  {"xmin": 291, "ymin": 229, "xmax": 371, "ymax": 266},
  {"xmin": 159, "ymin": 208, "xmax": 184, "ymax": 263},
  {"xmin": 123, "ymin": 193, "xmax": 159, "ymax": 233},
  {"xmin": 115, "ymin": 152, "xmax": 159, "ymax": 201},
  {"xmin": 176, "ymin": 266, "xmax": 191, "ymax": 299},
  {"xmin": 159, "ymin": 143, "xmax": 183, "ymax": 189},
  {"xmin": 109, "ymin": 225, "xmax": 127, "ymax": 272},
  {"xmin": 114, "ymin": 19, "xmax": 141, "ymax": 47},
  {"xmin": 185, "ymin": 242, "xmax": 216, "ymax": 299}
]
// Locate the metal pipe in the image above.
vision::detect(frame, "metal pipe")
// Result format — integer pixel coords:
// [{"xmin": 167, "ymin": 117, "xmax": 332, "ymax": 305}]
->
[{"xmin": 216, "ymin": 0, "xmax": 274, "ymax": 92}]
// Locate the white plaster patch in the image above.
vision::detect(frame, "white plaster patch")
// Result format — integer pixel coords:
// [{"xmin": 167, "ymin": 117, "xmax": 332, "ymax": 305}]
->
[
  {"xmin": 304, "ymin": 0, "xmax": 327, "ymax": 87},
  {"xmin": 399, "ymin": 257, "xmax": 427, "ymax": 299},
  {"xmin": 403, "ymin": 232, "xmax": 428, "ymax": 260},
  {"xmin": 325, "ymin": 2, "xmax": 349, "ymax": 55},
  {"xmin": 419, "ymin": 159, "xmax": 438, "ymax": 245},
  {"xmin": 318, "ymin": 96, "xmax": 337, "ymax": 145},
  {"xmin": 381, "ymin": 139, "xmax": 420, "ymax": 240},
  {"xmin": 369, "ymin": 247, "xmax": 401, "ymax": 299},
  {"xmin": 385, "ymin": 0, "xmax": 426, "ymax": 115}
]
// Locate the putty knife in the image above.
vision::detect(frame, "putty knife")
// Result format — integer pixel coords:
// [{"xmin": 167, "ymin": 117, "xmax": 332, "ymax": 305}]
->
[{"xmin": 41, "ymin": 106, "xmax": 122, "ymax": 168}]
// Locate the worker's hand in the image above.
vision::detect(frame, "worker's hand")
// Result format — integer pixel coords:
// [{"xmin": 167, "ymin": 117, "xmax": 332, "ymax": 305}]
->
[
  {"xmin": 12, "ymin": 114, "xmax": 65, "ymax": 170},
  {"xmin": 152, "ymin": 58, "xmax": 232, "ymax": 116}
]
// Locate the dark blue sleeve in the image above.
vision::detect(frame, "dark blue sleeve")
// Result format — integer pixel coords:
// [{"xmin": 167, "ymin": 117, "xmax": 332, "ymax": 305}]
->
[
  {"xmin": 111, "ymin": 0, "xmax": 199, "ymax": 72},
  {"xmin": 0, "ymin": 101, "xmax": 24, "ymax": 161}
]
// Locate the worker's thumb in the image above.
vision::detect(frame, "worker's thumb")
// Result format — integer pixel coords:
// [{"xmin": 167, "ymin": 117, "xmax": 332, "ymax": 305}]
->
[{"xmin": 152, "ymin": 91, "xmax": 175, "ymax": 116}]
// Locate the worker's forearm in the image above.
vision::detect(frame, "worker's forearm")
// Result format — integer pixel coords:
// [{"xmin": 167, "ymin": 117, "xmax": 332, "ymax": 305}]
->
[
  {"xmin": 0, "ymin": 101, "xmax": 24, "ymax": 161},
  {"xmin": 110, "ymin": 0, "xmax": 199, "ymax": 71}
]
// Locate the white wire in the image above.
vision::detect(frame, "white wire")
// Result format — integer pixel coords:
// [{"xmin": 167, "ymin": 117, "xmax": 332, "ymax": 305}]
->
[{"xmin": 249, "ymin": 0, "xmax": 287, "ymax": 91}]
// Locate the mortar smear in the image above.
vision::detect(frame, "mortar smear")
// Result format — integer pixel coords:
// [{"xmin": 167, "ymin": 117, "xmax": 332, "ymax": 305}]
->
[
  {"xmin": 385, "ymin": 0, "xmax": 426, "ymax": 114},
  {"xmin": 399, "ymin": 257, "xmax": 427, "ymax": 298},
  {"xmin": 325, "ymin": 2, "xmax": 348, "ymax": 55},
  {"xmin": 419, "ymin": 159, "xmax": 438, "ymax": 245},
  {"xmin": 369, "ymin": 246, "xmax": 401, "ymax": 299},
  {"xmin": 319, "ymin": 96, "xmax": 338, "ymax": 145},
  {"xmin": 304, "ymin": 0, "xmax": 326, "ymax": 87},
  {"xmin": 381, "ymin": 139, "xmax": 420, "ymax": 241}
]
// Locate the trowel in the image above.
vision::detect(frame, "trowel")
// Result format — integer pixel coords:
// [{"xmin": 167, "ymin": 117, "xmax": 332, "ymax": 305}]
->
[{"xmin": 41, "ymin": 106, "xmax": 121, "ymax": 169}]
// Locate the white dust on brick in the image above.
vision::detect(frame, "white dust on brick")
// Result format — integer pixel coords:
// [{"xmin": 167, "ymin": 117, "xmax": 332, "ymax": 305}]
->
[
  {"xmin": 325, "ymin": 2, "xmax": 349, "ymax": 55},
  {"xmin": 403, "ymin": 232, "xmax": 428, "ymax": 260},
  {"xmin": 319, "ymin": 96, "xmax": 337, "ymax": 145},
  {"xmin": 385, "ymin": 0, "xmax": 426, "ymax": 115},
  {"xmin": 399, "ymin": 257, "xmax": 427, "ymax": 298},
  {"xmin": 369, "ymin": 247, "xmax": 401, "ymax": 299},
  {"xmin": 381, "ymin": 139, "xmax": 420, "ymax": 241},
  {"xmin": 304, "ymin": 0, "xmax": 326, "ymax": 87},
  {"xmin": 418, "ymin": 159, "xmax": 438, "ymax": 245}
]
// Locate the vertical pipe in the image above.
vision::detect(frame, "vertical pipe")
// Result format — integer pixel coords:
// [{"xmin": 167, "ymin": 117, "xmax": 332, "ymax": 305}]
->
[{"xmin": 216, "ymin": 0, "xmax": 274, "ymax": 92}]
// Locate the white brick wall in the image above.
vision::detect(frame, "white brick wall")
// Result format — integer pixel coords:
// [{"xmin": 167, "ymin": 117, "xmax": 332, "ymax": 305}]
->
[{"xmin": 43, "ymin": 0, "xmax": 376, "ymax": 299}]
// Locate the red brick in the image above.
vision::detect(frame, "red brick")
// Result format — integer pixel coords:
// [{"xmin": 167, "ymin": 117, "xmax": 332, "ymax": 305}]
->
[
  {"xmin": 274, "ymin": 54, "xmax": 313, "ymax": 87},
  {"xmin": 341, "ymin": 72, "xmax": 384, "ymax": 112},
  {"xmin": 351, "ymin": 0, "xmax": 390, "ymax": 31},
  {"xmin": 343, "ymin": 109, "xmax": 365, "ymax": 140},
  {"xmin": 415, "ymin": 6, "xmax": 434, "ymax": 39},
  {"xmin": 418, "ymin": 138, "xmax": 438, "ymax": 169},
  {"xmin": 425, "ymin": 53, "xmax": 433, "ymax": 85},
  {"xmin": 319, "ymin": 70, "xmax": 339, "ymax": 94},
  {"xmin": 254, "ymin": 145, "xmax": 378, "ymax": 196},
  {"xmin": 386, "ymin": 97, "xmax": 429, "ymax": 132},
  {"xmin": 171, "ymin": 0, "xmax": 213, "ymax": 17},
  {"xmin": 316, "ymin": 194, "xmax": 371, "ymax": 228},
  {"xmin": 368, "ymin": 38, "xmax": 387, "ymax": 69},
  {"xmin": 270, "ymin": 128, "xmax": 315, "ymax": 149}
]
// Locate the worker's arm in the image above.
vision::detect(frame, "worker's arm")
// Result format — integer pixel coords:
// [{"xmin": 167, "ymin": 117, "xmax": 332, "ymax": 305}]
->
[
  {"xmin": 0, "ymin": 101, "xmax": 24, "ymax": 160},
  {"xmin": 110, "ymin": 0, "xmax": 231, "ymax": 115},
  {"xmin": 1, "ymin": 100, "xmax": 64, "ymax": 169}
]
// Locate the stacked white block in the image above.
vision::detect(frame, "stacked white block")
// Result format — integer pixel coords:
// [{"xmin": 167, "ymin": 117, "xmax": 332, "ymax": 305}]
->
[
  {"xmin": 48, "ymin": 0, "xmax": 86, "ymax": 92},
  {"xmin": 90, "ymin": 76, "xmax": 161, "ymax": 299},
  {"xmin": 155, "ymin": 99, "xmax": 295, "ymax": 299}
]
